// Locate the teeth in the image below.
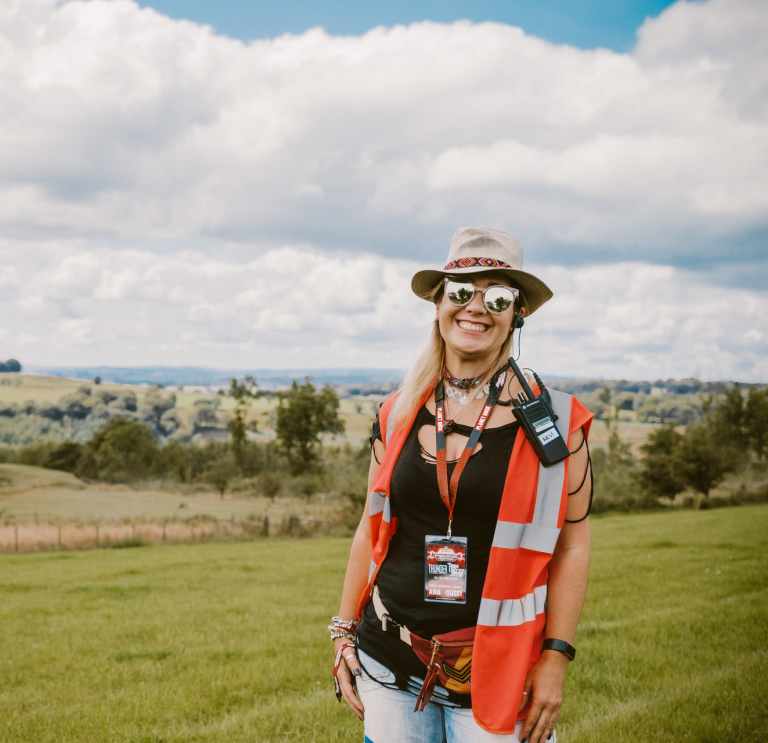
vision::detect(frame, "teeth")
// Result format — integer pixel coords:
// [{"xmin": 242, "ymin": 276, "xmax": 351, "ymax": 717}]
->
[{"xmin": 458, "ymin": 321, "xmax": 487, "ymax": 332}]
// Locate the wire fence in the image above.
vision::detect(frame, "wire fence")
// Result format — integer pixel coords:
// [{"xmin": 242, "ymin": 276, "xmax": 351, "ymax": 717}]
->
[{"xmin": 0, "ymin": 515, "xmax": 335, "ymax": 553}]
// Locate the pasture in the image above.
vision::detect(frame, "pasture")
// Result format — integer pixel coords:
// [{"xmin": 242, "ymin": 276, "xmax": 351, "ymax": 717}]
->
[{"xmin": 1, "ymin": 506, "xmax": 766, "ymax": 742}]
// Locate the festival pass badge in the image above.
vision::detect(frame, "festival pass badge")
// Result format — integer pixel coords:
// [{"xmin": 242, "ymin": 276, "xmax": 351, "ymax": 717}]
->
[{"xmin": 424, "ymin": 536, "xmax": 468, "ymax": 604}]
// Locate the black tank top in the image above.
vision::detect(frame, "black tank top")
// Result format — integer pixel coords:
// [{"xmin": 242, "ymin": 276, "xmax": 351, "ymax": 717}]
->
[{"xmin": 356, "ymin": 404, "xmax": 519, "ymax": 705}]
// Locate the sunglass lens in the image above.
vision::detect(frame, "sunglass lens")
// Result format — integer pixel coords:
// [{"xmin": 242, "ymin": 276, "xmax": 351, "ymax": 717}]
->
[
  {"xmin": 445, "ymin": 280, "xmax": 475, "ymax": 306},
  {"xmin": 484, "ymin": 286, "xmax": 517, "ymax": 313}
]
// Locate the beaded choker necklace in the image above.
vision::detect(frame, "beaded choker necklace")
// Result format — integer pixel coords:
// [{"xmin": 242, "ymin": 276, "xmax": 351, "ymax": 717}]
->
[{"xmin": 443, "ymin": 368, "xmax": 491, "ymax": 406}]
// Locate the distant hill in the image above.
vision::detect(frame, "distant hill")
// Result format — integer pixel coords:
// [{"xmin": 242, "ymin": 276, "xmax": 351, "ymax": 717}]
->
[
  {"xmin": 26, "ymin": 366, "xmax": 405, "ymax": 391},
  {"xmin": 25, "ymin": 367, "xmax": 766, "ymax": 395}
]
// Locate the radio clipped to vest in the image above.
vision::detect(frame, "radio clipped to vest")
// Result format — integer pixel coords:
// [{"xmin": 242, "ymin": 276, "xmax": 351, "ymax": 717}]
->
[{"xmin": 507, "ymin": 357, "xmax": 570, "ymax": 468}]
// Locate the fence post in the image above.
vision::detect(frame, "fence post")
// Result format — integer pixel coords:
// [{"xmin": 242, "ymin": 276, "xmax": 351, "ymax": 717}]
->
[
  {"xmin": 95, "ymin": 523, "xmax": 100, "ymax": 547},
  {"xmin": 132, "ymin": 524, "xmax": 136, "ymax": 538},
  {"xmin": 58, "ymin": 525, "xmax": 62, "ymax": 549},
  {"xmin": 14, "ymin": 523, "xmax": 18, "ymax": 553},
  {"xmin": 162, "ymin": 522, "xmax": 167, "ymax": 542},
  {"xmin": 263, "ymin": 515, "xmax": 269, "ymax": 538}
]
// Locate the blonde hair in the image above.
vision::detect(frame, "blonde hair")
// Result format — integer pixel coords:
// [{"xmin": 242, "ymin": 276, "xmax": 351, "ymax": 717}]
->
[{"xmin": 388, "ymin": 308, "xmax": 516, "ymax": 432}]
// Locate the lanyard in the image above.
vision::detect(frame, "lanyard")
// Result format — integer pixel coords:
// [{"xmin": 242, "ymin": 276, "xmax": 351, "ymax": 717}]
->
[{"xmin": 435, "ymin": 369, "xmax": 505, "ymax": 538}]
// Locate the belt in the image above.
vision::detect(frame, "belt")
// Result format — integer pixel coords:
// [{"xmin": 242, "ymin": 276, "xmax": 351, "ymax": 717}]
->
[{"xmin": 372, "ymin": 585, "xmax": 412, "ymax": 646}]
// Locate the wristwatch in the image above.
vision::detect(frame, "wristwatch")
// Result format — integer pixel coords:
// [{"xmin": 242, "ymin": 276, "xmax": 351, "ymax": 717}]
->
[{"xmin": 541, "ymin": 638, "xmax": 576, "ymax": 662}]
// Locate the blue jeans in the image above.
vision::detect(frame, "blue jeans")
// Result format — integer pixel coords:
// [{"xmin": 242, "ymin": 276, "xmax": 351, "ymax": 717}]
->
[{"xmin": 356, "ymin": 650, "xmax": 555, "ymax": 743}]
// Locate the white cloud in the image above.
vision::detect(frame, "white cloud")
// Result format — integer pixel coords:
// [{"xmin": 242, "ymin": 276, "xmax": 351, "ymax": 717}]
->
[
  {"xmin": 1, "ymin": 0, "xmax": 767, "ymax": 379},
  {"xmin": 0, "ymin": 0, "xmax": 765, "ymax": 263},
  {"xmin": 2, "ymin": 239, "xmax": 767, "ymax": 381}
]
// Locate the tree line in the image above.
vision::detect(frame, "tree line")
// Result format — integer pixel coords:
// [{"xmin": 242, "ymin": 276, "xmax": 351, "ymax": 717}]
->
[
  {"xmin": 593, "ymin": 383, "xmax": 768, "ymax": 512},
  {"xmin": 0, "ymin": 378, "xmax": 368, "ymax": 511}
]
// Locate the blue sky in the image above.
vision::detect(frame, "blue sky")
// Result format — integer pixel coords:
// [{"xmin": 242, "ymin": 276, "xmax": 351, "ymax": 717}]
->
[{"xmin": 135, "ymin": 0, "xmax": 678, "ymax": 50}]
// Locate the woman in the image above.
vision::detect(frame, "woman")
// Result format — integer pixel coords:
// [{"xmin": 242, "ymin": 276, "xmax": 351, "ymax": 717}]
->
[{"xmin": 331, "ymin": 227, "xmax": 593, "ymax": 743}]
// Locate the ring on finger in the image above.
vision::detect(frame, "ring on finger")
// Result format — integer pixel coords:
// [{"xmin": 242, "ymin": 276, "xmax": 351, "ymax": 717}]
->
[{"xmin": 343, "ymin": 652, "xmax": 356, "ymax": 661}]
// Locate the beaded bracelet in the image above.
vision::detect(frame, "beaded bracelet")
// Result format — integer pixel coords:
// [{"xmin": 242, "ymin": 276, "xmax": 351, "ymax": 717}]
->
[
  {"xmin": 329, "ymin": 627, "xmax": 356, "ymax": 642},
  {"xmin": 331, "ymin": 616, "xmax": 359, "ymax": 631},
  {"xmin": 328, "ymin": 616, "xmax": 359, "ymax": 641}
]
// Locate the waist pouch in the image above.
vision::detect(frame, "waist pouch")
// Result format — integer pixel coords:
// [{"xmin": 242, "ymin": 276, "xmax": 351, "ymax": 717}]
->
[
  {"xmin": 370, "ymin": 584, "xmax": 474, "ymax": 711},
  {"xmin": 410, "ymin": 625, "xmax": 475, "ymax": 710}
]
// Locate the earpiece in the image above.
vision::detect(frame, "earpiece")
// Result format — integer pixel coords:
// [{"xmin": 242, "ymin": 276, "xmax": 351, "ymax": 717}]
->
[{"xmin": 510, "ymin": 313, "xmax": 525, "ymax": 334}]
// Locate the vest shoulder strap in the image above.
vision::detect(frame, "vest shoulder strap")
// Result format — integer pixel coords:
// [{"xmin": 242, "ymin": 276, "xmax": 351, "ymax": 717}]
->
[{"xmin": 377, "ymin": 392, "xmax": 399, "ymax": 450}]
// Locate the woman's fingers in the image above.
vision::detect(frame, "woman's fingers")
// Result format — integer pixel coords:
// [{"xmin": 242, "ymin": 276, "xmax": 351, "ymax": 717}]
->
[
  {"xmin": 519, "ymin": 699, "xmax": 560, "ymax": 743},
  {"xmin": 337, "ymin": 656, "xmax": 365, "ymax": 720},
  {"xmin": 522, "ymin": 709, "xmax": 552, "ymax": 743},
  {"xmin": 344, "ymin": 649, "xmax": 363, "ymax": 679},
  {"xmin": 518, "ymin": 679, "xmax": 533, "ymax": 713}
]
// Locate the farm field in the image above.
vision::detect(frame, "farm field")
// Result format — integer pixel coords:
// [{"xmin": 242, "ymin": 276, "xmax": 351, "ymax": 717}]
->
[
  {"xmin": 0, "ymin": 464, "xmax": 346, "ymax": 551},
  {"xmin": 1, "ymin": 506, "xmax": 766, "ymax": 742}
]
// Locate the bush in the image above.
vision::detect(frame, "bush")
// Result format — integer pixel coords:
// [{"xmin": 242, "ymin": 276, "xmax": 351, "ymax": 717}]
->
[
  {"xmin": 0, "ymin": 446, "xmax": 16, "ymax": 463},
  {"xmin": 17, "ymin": 442, "xmax": 58, "ymax": 466},
  {"xmin": 43, "ymin": 441, "xmax": 85, "ymax": 474}
]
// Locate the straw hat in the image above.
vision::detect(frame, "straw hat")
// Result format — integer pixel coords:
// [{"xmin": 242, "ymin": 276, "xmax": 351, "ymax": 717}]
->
[{"xmin": 411, "ymin": 227, "xmax": 553, "ymax": 314}]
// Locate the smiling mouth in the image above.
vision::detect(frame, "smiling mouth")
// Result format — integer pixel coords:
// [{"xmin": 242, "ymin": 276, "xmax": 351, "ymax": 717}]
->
[{"xmin": 457, "ymin": 320, "xmax": 488, "ymax": 333}]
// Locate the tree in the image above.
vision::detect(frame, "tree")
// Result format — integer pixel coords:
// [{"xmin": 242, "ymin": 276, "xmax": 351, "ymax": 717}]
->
[
  {"xmin": 93, "ymin": 375, "xmax": 102, "ymax": 385},
  {"xmin": 260, "ymin": 470, "xmax": 282, "ymax": 502},
  {"xmin": 157, "ymin": 440, "xmax": 193, "ymax": 482},
  {"xmin": 205, "ymin": 456, "xmax": 238, "ymax": 497},
  {"xmin": 714, "ymin": 383, "xmax": 748, "ymax": 453},
  {"xmin": 78, "ymin": 419, "xmax": 158, "ymax": 482},
  {"xmin": 745, "ymin": 386, "xmax": 768, "ymax": 460},
  {"xmin": 227, "ymin": 376, "xmax": 259, "ymax": 473},
  {"xmin": 674, "ymin": 421, "xmax": 734, "ymax": 507},
  {"xmin": 638, "ymin": 424, "xmax": 685, "ymax": 499},
  {"xmin": 275, "ymin": 379, "xmax": 344, "ymax": 475},
  {"xmin": 0, "ymin": 359, "xmax": 21, "ymax": 373}
]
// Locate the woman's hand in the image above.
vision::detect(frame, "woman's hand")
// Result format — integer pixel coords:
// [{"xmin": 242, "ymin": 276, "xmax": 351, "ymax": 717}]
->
[
  {"xmin": 334, "ymin": 637, "xmax": 365, "ymax": 720},
  {"xmin": 517, "ymin": 651, "xmax": 569, "ymax": 743}
]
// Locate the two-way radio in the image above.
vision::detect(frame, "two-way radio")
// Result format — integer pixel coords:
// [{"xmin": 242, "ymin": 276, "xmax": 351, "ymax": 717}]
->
[{"xmin": 505, "ymin": 357, "xmax": 570, "ymax": 468}]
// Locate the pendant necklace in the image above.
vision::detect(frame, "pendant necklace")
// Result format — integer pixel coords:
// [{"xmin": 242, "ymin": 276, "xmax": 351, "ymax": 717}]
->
[{"xmin": 442, "ymin": 368, "xmax": 491, "ymax": 433}]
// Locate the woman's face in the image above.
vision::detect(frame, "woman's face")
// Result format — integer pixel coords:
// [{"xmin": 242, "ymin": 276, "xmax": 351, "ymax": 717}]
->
[{"xmin": 435, "ymin": 272, "xmax": 520, "ymax": 365}]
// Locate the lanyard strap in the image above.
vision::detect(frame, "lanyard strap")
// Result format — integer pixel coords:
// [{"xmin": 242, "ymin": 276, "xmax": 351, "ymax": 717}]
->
[{"xmin": 435, "ymin": 369, "xmax": 506, "ymax": 538}]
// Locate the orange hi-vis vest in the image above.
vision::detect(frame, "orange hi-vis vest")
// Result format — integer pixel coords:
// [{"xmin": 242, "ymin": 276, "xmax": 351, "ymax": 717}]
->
[{"xmin": 357, "ymin": 383, "xmax": 593, "ymax": 734}]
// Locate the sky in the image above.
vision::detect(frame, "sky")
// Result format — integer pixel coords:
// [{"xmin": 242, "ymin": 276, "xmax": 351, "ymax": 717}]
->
[
  {"xmin": 1, "ymin": 0, "xmax": 767, "ymax": 381},
  {"xmin": 132, "ymin": 0, "xmax": 679, "ymax": 51}
]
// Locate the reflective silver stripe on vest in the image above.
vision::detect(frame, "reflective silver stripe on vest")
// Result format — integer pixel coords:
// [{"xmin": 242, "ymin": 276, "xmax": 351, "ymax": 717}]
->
[
  {"xmin": 477, "ymin": 584, "xmax": 548, "ymax": 627},
  {"xmin": 385, "ymin": 410, "xmax": 395, "ymax": 447},
  {"xmin": 368, "ymin": 559, "xmax": 377, "ymax": 581},
  {"xmin": 382, "ymin": 497, "xmax": 391, "ymax": 524},
  {"xmin": 491, "ymin": 520, "xmax": 525, "ymax": 550},
  {"xmin": 519, "ymin": 390, "xmax": 571, "ymax": 554},
  {"xmin": 370, "ymin": 491, "xmax": 386, "ymax": 516}
]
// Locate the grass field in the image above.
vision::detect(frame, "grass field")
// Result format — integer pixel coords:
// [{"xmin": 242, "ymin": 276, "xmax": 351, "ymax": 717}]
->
[
  {"xmin": 0, "ymin": 463, "xmax": 337, "ymax": 523},
  {"xmin": 1, "ymin": 507, "xmax": 766, "ymax": 742}
]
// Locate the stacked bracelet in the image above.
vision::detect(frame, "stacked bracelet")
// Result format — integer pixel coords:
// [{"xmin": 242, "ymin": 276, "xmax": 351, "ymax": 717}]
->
[{"xmin": 328, "ymin": 616, "xmax": 359, "ymax": 642}]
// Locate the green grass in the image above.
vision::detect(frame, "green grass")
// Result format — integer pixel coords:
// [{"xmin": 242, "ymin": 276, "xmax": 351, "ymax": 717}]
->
[{"xmin": 1, "ymin": 507, "xmax": 766, "ymax": 742}]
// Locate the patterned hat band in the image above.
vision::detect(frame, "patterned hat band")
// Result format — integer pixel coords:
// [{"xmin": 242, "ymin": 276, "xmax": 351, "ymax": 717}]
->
[{"xmin": 444, "ymin": 257, "xmax": 511, "ymax": 271}]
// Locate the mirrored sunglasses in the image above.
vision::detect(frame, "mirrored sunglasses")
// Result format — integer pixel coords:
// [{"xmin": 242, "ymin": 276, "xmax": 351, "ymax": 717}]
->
[{"xmin": 444, "ymin": 278, "xmax": 519, "ymax": 314}]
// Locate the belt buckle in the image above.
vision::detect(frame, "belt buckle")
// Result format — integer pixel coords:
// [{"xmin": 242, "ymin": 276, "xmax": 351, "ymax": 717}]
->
[{"xmin": 381, "ymin": 614, "xmax": 400, "ymax": 636}]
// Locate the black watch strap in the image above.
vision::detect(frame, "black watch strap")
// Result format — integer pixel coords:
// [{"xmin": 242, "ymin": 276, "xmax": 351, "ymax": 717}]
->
[{"xmin": 541, "ymin": 638, "xmax": 576, "ymax": 661}]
